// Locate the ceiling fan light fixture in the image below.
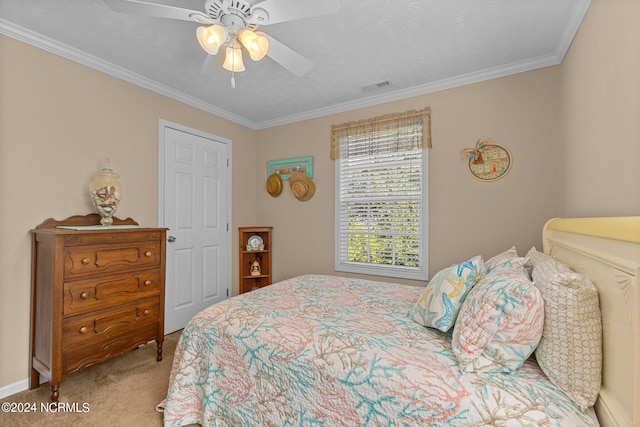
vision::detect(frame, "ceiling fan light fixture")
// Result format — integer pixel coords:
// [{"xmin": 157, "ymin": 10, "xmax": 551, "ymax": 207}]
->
[
  {"xmin": 250, "ymin": 7, "xmax": 269, "ymax": 24},
  {"xmin": 240, "ymin": 30, "xmax": 269, "ymax": 61},
  {"xmin": 196, "ymin": 24, "xmax": 227, "ymax": 55},
  {"xmin": 223, "ymin": 44, "xmax": 246, "ymax": 72}
]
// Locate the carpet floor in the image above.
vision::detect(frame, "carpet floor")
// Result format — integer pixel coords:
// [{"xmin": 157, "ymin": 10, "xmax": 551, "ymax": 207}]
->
[{"xmin": 0, "ymin": 330, "xmax": 181, "ymax": 427}]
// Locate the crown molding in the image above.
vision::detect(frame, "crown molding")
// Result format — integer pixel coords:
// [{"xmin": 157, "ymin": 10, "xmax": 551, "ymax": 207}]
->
[
  {"xmin": 1, "ymin": 0, "xmax": 588, "ymax": 131},
  {"xmin": 254, "ymin": 54, "xmax": 563, "ymax": 129},
  {"xmin": 254, "ymin": 0, "xmax": 591, "ymax": 130},
  {"xmin": 555, "ymin": 0, "xmax": 592, "ymax": 60},
  {"xmin": 0, "ymin": 19, "xmax": 259, "ymax": 130}
]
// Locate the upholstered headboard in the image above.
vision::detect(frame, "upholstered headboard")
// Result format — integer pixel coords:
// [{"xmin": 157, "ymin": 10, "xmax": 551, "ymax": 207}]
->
[{"xmin": 543, "ymin": 217, "xmax": 640, "ymax": 427}]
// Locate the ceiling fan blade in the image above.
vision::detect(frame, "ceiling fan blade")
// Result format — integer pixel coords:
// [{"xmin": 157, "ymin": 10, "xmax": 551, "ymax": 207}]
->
[
  {"xmin": 264, "ymin": 34, "xmax": 313, "ymax": 77},
  {"xmin": 248, "ymin": 0, "xmax": 340, "ymax": 25},
  {"xmin": 103, "ymin": 0, "xmax": 215, "ymax": 24}
]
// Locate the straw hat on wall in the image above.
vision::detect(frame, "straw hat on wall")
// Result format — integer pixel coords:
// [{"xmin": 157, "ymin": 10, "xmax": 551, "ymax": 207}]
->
[
  {"xmin": 289, "ymin": 172, "xmax": 315, "ymax": 201},
  {"xmin": 266, "ymin": 173, "xmax": 283, "ymax": 197}
]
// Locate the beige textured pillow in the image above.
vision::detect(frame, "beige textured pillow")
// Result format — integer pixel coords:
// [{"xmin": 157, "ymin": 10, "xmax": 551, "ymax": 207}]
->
[
  {"xmin": 524, "ymin": 246, "xmax": 554, "ymax": 276},
  {"xmin": 532, "ymin": 259, "xmax": 602, "ymax": 410}
]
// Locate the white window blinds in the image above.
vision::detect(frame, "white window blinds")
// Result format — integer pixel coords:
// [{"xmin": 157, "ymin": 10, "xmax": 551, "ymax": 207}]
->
[{"xmin": 333, "ymin": 109, "xmax": 429, "ymax": 280}]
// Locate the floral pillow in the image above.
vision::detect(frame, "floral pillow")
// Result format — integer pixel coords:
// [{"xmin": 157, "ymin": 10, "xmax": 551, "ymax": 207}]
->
[
  {"xmin": 485, "ymin": 246, "xmax": 525, "ymax": 274},
  {"xmin": 410, "ymin": 255, "xmax": 484, "ymax": 332},
  {"xmin": 452, "ymin": 268, "xmax": 544, "ymax": 373}
]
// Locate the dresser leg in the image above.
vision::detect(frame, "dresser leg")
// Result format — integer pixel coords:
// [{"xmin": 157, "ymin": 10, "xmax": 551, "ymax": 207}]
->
[
  {"xmin": 29, "ymin": 367, "xmax": 40, "ymax": 390},
  {"xmin": 157, "ymin": 341, "xmax": 163, "ymax": 361},
  {"xmin": 51, "ymin": 383, "xmax": 59, "ymax": 402}
]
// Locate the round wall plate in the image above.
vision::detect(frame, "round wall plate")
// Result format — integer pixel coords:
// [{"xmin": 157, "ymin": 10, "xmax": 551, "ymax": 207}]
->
[{"xmin": 465, "ymin": 141, "xmax": 512, "ymax": 181}]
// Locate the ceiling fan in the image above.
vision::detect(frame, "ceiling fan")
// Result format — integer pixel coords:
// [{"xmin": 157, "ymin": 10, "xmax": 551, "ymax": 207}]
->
[{"xmin": 103, "ymin": 0, "xmax": 341, "ymax": 87}]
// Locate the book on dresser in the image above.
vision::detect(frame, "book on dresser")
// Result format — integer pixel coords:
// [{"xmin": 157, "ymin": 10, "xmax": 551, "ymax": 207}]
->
[{"xmin": 30, "ymin": 214, "xmax": 167, "ymax": 402}]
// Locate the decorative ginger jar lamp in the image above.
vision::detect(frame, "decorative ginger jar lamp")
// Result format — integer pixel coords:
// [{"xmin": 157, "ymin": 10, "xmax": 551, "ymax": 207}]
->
[{"xmin": 89, "ymin": 159, "xmax": 122, "ymax": 226}]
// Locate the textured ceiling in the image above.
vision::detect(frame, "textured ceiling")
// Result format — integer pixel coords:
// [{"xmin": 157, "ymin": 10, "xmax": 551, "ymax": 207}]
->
[{"xmin": 0, "ymin": 0, "xmax": 591, "ymax": 129}]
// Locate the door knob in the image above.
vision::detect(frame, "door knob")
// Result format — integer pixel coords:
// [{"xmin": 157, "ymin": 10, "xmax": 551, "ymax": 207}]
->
[{"xmin": 168, "ymin": 236, "xmax": 176, "ymax": 242}]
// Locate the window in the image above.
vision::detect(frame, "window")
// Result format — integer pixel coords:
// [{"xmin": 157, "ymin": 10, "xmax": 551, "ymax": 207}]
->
[{"xmin": 331, "ymin": 108, "xmax": 430, "ymax": 281}]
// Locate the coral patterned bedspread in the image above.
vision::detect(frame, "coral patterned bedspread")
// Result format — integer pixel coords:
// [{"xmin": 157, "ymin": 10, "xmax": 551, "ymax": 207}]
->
[{"xmin": 163, "ymin": 275, "xmax": 594, "ymax": 427}]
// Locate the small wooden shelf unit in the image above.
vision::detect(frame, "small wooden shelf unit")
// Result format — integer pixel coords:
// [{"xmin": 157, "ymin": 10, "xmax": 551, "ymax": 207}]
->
[{"xmin": 239, "ymin": 226, "xmax": 272, "ymax": 294}]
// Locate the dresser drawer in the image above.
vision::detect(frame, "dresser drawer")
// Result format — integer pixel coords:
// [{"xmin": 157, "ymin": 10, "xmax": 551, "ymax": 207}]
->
[
  {"xmin": 63, "ymin": 269, "xmax": 162, "ymax": 317},
  {"xmin": 64, "ymin": 230, "xmax": 164, "ymax": 246},
  {"xmin": 62, "ymin": 297, "xmax": 160, "ymax": 351},
  {"xmin": 62, "ymin": 323, "xmax": 160, "ymax": 375},
  {"xmin": 64, "ymin": 241, "xmax": 161, "ymax": 279}
]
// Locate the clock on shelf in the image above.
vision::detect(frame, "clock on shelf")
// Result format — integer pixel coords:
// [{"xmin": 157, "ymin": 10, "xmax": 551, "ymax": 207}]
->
[{"xmin": 247, "ymin": 234, "xmax": 264, "ymax": 250}]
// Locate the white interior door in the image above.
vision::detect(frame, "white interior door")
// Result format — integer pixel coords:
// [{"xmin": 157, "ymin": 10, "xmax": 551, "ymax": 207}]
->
[{"xmin": 159, "ymin": 121, "xmax": 231, "ymax": 334}]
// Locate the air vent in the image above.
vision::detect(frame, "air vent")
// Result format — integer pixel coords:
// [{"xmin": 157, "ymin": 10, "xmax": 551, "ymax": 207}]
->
[{"xmin": 360, "ymin": 80, "xmax": 392, "ymax": 93}]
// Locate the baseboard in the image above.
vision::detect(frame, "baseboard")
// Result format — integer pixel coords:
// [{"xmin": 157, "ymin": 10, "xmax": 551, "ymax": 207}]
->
[
  {"xmin": 0, "ymin": 375, "xmax": 48, "ymax": 400},
  {"xmin": 0, "ymin": 378, "xmax": 29, "ymax": 400}
]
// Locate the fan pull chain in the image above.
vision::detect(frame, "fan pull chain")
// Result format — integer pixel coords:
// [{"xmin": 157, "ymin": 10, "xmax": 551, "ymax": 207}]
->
[{"xmin": 231, "ymin": 70, "xmax": 236, "ymax": 88}]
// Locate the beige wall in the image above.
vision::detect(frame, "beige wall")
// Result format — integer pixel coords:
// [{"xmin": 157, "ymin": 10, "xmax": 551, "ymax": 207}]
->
[
  {"xmin": 0, "ymin": 35, "xmax": 258, "ymax": 392},
  {"xmin": 559, "ymin": 0, "xmax": 640, "ymax": 216},
  {"xmin": 256, "ymin": 68, "xmax": 563, "ymax": 286},
  {"xmin": 255, "ymin": 0, "xmax": 640, "ymax": 286},
  {"xmin": 2, "ymin": 0, "xmax": 639, "ymax": 396}
]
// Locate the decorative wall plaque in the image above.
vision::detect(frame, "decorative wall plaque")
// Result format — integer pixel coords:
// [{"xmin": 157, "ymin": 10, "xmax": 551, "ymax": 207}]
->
[{"xmin": 463, "ymin": 138, "xmax": 512, "ymax": 181}]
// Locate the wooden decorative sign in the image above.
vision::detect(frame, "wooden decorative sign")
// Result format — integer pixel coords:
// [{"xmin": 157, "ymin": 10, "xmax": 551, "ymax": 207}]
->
[{"xmin": 463, "ymin": 139, "xmax": 512, "ymax": 181}]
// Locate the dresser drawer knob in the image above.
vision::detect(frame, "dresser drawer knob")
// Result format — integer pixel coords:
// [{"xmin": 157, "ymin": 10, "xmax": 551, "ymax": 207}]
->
[
  {"xmin": 81, "ymin": 258, "xmax": 90, "ymax": 265},
  {"xmin": 144, "ymin": 280, "xmax": 152, "ymax": 286},
  {"xmin": 80, "ymin": 292, "xmax": 89, "ymax": 299},
  {"xmin": 79, "ymin": 326, "xmax": 88, "ymax": 334},
  {"xmin": 143, "ymin": 309, "xmax": 151, "ymax": 316},
  {"xmin": 145, "ymin": 251, "xmax": 152, "ymax": 257}
]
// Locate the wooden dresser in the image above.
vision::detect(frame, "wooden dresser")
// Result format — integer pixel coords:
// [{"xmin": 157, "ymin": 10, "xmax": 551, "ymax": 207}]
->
[{"xmin": 30, "ymin": 214, "xmax": 167, "ymax": 401}]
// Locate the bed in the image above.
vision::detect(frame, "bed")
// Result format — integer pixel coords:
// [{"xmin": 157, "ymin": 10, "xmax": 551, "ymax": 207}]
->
[{"xmin": 163, "ymin": 217, "xmax": 640, "ymax": 427}]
